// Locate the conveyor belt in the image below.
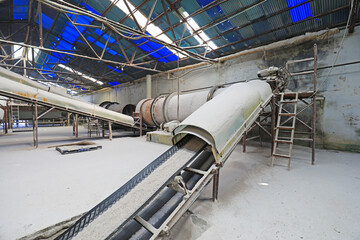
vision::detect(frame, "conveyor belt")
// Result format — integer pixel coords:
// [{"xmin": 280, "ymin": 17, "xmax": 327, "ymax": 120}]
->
[
  {"xmin": 56, "ymin": 135, "xmax": 206, "ymax": 240},
  {"xmin": 109, "ymin": 148, "xmax": 215, "ymax": 240},
  {"xmin": 54, "ymin": 80, "xmax": 275, "ymax": 240}
]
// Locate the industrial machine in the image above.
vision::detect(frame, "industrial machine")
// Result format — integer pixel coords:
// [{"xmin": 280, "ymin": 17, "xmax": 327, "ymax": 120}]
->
[
  {"xmin": 135, "ymin": 85, "xmax": 225, "ymax": 128},
  {"xmin": 54, "ymin": 68, "xmax": 287, "ymax": 240},
  {"xmin": 0, "ymin": 65, "xmax": 287, "ymax": 239}
]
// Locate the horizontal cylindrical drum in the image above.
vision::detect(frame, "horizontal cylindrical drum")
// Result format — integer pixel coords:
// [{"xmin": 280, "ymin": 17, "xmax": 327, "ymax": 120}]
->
[
  {"xmin": 135, "ymin": 98, "xmax": 155, "ymax": 126},
  {"xmin": 100, "ymin": 101, "xmax": 136, "ymax": 116},
  {"xmin": 151, "ymin": 95, "xmax": 167, "ymax": 127},
  {"xmin": 137, "ymin": 85, "xmax": 225, "ymax": 127}
]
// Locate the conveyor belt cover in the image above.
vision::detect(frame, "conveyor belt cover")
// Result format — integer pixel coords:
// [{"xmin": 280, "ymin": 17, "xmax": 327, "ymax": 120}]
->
[{"xmin": 173, "ymin": 80, "xmax": 272, "ymax": 162}]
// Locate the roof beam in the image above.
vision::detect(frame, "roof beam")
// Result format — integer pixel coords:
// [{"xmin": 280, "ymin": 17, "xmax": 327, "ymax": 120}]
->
[
  {"xmin": 203, "ymin": 0, "xmax": 314, "ymax": 44},
  {"xmin": 208, "ymin": 5, "xmax": 349, "ymax": 54},
  {"xmin": 0, "ymin": 39, "xmax": 163, "ymax": 73},
  {"xmin": 171, "ymin": 0, "xmax": 268, "ymax": 45},
  {"xmin": 161, "ymin": 0, "xmax": 176, "ymax": 41}
]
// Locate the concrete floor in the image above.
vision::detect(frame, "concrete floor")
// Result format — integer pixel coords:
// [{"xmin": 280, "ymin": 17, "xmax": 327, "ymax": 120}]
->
[{"xmin": 0, "ymin": 126, "xmax": 359, "ymax": 240}]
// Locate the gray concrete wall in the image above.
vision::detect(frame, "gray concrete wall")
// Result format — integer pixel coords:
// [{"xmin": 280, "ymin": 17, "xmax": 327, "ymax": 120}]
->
[{"xmin": 83, "ymin": 27, "xmax": 360, "ymax": 152}]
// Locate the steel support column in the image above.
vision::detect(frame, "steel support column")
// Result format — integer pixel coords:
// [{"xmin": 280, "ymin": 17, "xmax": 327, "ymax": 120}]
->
[
  {"xmin": 0, "ymin": 106, "xmax": 7, "ymax": 134},
  {"xmin": 212, "ymin": 168, "xmax": 219, "ymax": 201},
  {"xmin": 33, "ymin": 103, "xmax": 38, "ymax": 148},
  {"xmin": 271, "ymin": 95, "xmax": 276, "ymax": 155},
  {"xmin": 109, "ymin": 121, "xmax": 112, "ymax": 141},
  {"xmin": 312, "ymin": 44, "xmax": 317, "ymax": 165},
  {"xmin": 75, "ymin": 113, "xmax": 79, "ymax": 138}
]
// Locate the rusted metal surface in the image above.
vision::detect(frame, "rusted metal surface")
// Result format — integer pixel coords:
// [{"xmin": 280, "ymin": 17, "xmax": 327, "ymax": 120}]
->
[
  {"xmin": 151, "ymin": 94, "xmax": 168, "ymax": 127},
  {"xmin": 212, "ymin": 168, "xmax": 219, "ymax": 201},
  {"xmin": 136, "ymin": 98, "xmax": 155, "ymax": 126},
  {"xmin": 33, "ymin": 103, "xmax": 38, "ymax": 148},
  {"xmin": 207, "ymin": 85, "xmax": 225, "ymax": 101}
]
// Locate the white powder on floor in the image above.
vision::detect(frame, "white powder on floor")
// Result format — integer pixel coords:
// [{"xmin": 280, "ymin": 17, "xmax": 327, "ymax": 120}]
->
[{"xmin": 73, "ymin": 137, "xmax": 205, "ymax": 240}]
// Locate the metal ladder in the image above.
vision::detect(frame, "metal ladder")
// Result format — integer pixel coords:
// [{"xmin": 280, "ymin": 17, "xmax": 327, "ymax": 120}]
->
[
  {"xmin": 11, "ymin": 101, "xmax": 20, "ymax": 127},
  {"xmin": 271, "ymin": 92, "xmax": 298, "ymax": 170}
]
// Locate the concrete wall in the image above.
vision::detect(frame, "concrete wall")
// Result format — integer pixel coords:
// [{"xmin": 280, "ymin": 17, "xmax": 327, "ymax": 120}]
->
[{"xmin": 83, "ymin": 27, "xmax": 360, "ymax": 152}]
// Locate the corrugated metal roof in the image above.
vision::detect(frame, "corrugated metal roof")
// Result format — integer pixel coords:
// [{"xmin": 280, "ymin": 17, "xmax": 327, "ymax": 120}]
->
[{"xmin": 0, "ymin": 0, "xmax": 357, "ymax": 91}]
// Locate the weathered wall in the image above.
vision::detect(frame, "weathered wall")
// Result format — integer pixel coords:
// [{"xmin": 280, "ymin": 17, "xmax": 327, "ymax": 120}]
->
[{"xmin": 83, "ymin": 27, "xmax": 360, "ymax": 152}]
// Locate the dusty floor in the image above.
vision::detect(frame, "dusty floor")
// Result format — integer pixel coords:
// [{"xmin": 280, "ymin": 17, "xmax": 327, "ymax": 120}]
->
[
  {"xmin": 167, "ymin": 143, "xmax": 360, "ymax": 240},
  {"xmin": 0, "ymin": 126, "xmax": 359, "ymax": 240}
]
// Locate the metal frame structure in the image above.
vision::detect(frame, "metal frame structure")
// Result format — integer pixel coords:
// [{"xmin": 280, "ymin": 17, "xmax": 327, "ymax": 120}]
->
[
  {"xmin": 0, "ymin": 88, "xmax": 133, "ymax": 147},
  {"xmin": 0, "ymin": 0, "xmax": 355, "ymax": 92},
  {"xmin": 241, "ymin": 45, "xmax": 318, "ymax": 169},
  {"xmin": 273, "ymin": 44, "xmax": 317, "ymax": 166}
]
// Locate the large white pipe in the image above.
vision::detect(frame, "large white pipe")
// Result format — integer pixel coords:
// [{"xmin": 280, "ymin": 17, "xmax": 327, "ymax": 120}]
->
[{"xmin": 0, "ymin": 73, "xmax": 134, "ymax": 127}]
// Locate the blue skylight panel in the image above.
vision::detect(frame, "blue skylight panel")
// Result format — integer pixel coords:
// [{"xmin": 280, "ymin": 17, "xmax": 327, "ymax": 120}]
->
[
  {"xmin": 108, "ymin": 81, "xmax": 120, "ymax": 86},
  {"xmin": 62, "ymin": 23, "xmax": 80, "ymax": 44},
  {"xmin": 195, "ymin": 0, "xmax": 241, "ymax": 43},
  {"xmin": 87, "ymin": 36, "xmax": 95, "ymax": 42},
  {"xmin": 13, "ymin": 0, "xmax": 29, "ymax": 20},
  {"xmin": 95, "ymin": 41, "xmax": 105, "ymax": 49},
  {"xmin": 107, "ymin": 65, "xmax": 122, "ymax": 73},
  {"xmin": 107, "ymin": 49, "xmax": 117, "ymax": 55},
  {"xmin": 287, "ymin": 0, "xmax": 313, "ymax": 22},
  {"xmin": 57, "ymin": 40, "xmax": 73, "ymax": 50},
  {"xmin": 36, "ymin": 13, "xmax": 54, "ymax": 30},
  {"xmin": 94, "ymin": 29, "xmax": 116, "ymax": 44},
  {"xmin": 75, "ymin": 15, "xmax": 93, "ymax": 25}
]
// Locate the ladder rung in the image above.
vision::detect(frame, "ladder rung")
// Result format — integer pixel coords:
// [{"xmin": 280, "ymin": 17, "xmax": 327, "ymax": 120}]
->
[
  {"xmin": 277, "ymin": 126, "xmax": 294, "ymax": 130},
  {"xmin": 279, "ymin": 113, "xmax": 296, "ymax": 116},
  {"xmin": 282, "ymin": 92, "xmax": 297, "ymax": 96},
  {"xmin": 275, "ymin": 139, "xmax": 293, "ymax": 144},
  {"xmin": 280, "ymin": 100, "xmax": 298, "ymax": 103},
  {"xmin": 272, "ymin": 153, "xmax": 291, "ymax": 158}
]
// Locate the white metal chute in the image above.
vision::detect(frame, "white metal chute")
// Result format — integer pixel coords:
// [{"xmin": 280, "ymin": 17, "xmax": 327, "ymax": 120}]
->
[
  {"xmin": 173, "ymin": 80, "xmax": 272, "ymax": 162},
  {"xmin": 0, "ymin": 71, "xmax": 135, "ymax": 127}
]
